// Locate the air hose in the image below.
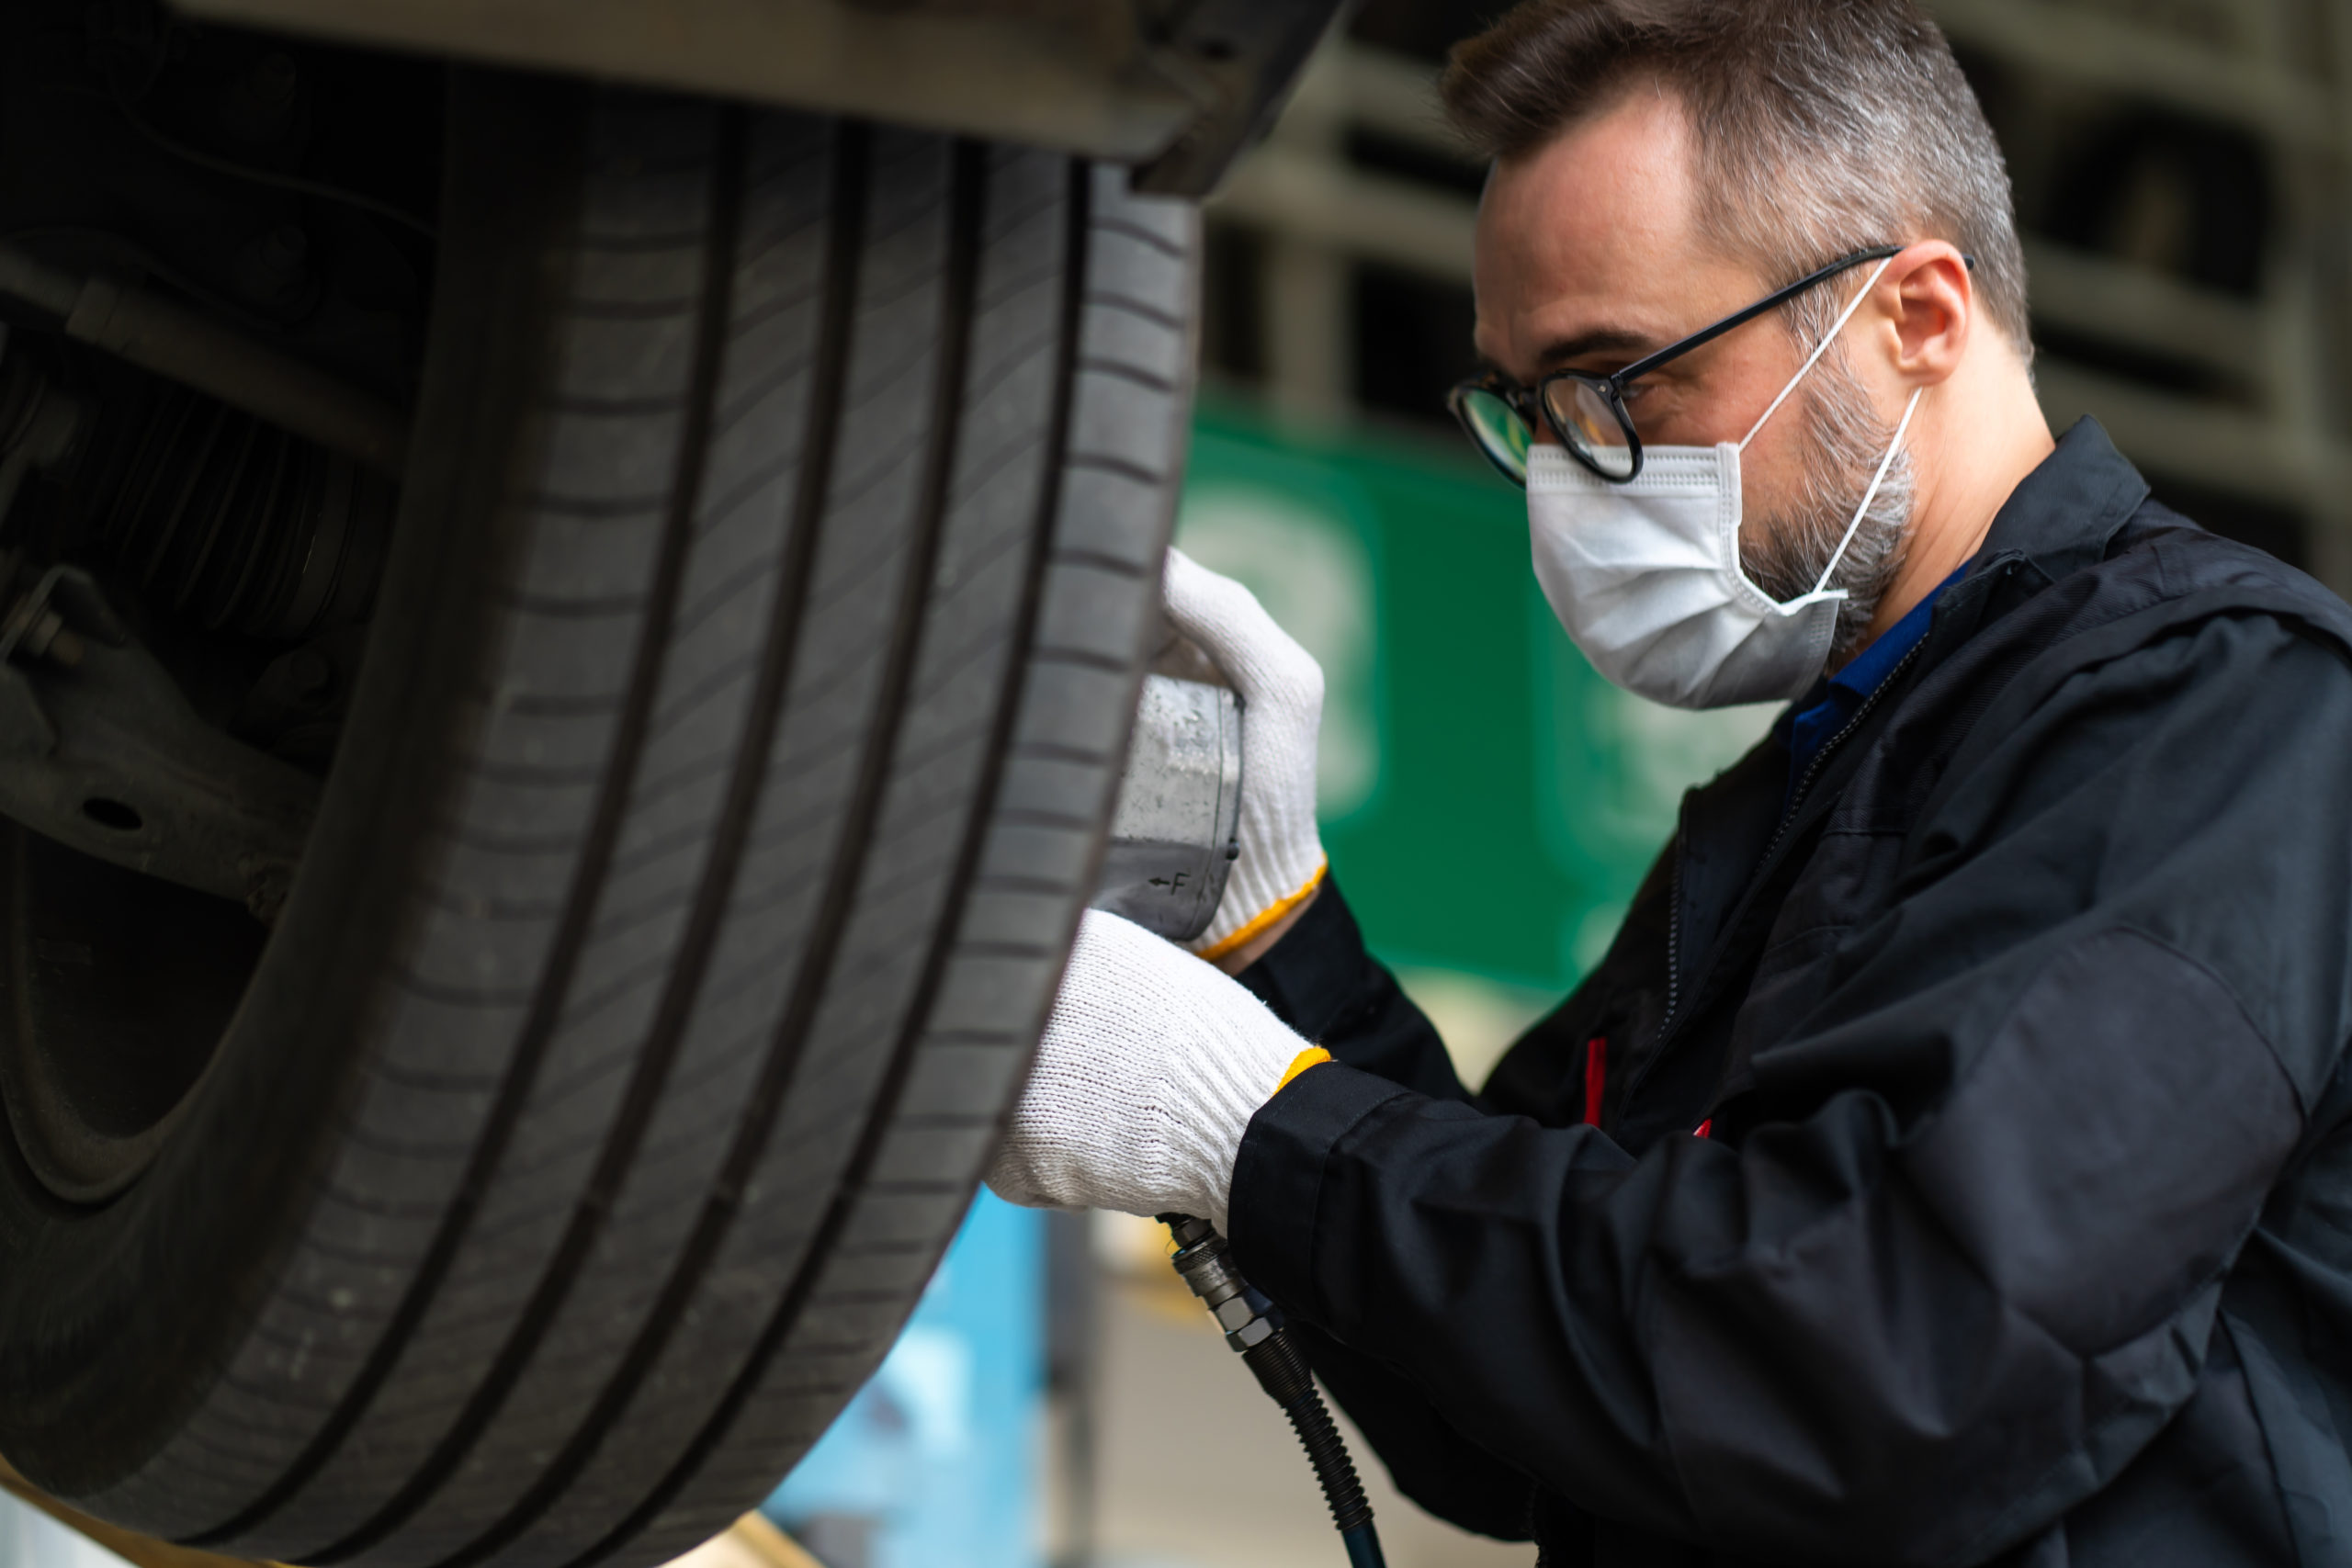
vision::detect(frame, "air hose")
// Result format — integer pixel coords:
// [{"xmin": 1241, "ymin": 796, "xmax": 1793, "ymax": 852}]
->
[{"xmin": 1159, "ymin": 1213, "xmax": 1387, "ymax": 1568}]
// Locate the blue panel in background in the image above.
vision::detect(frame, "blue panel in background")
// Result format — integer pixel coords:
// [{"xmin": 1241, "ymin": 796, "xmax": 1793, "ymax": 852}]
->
[{"xmin": 763, "ymin": 1192, "xmax": 1043, "ymax": 1568}]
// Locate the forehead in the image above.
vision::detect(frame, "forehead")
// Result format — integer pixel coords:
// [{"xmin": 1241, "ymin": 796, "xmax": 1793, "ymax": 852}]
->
[{"xmin": 1472, "ymin": 86, "xmax": 1765, "ymax": 378}]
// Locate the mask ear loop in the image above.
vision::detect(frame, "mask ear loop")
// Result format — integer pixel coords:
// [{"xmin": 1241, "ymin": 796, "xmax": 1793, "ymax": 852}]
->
[
  {"xmin": 1809, "ymin": 384, "xmax": 1926, "ymax": 597},
  {"xmin": 1737, "ymin": 255, "xmax": 1897, "ymax": 452}
]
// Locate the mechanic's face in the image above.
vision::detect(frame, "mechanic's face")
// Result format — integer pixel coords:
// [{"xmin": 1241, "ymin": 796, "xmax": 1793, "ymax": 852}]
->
[{"xmin": 1474, "ymin": 87, "xmax": 1907, "ymax": 609}]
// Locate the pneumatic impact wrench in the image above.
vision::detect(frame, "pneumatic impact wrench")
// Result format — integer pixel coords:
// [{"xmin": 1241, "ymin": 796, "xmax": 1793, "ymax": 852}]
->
[
  {"xmin": 1097, "ymin": 637, "xmax": 1384, "ymax": 1564},
  {"xmin": 1157, "ymin": 1214, "xmax": 1388, "ymax": 1568}
]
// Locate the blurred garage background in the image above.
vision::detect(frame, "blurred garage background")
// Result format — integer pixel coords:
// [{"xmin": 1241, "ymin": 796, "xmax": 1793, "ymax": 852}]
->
[{"xmin": 8, "ymin": 2, "xmax": 2347, "ymax": 1567}]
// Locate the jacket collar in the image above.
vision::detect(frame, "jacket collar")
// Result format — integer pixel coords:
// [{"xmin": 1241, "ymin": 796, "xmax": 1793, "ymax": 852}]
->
[
  {"xmin": 1970, "ymin": 417, "xmax": 2151, "ymax": 584},
  {"xmin": 1661, "ymin": 422, "xmax": 2154, "ymax": 1134}
]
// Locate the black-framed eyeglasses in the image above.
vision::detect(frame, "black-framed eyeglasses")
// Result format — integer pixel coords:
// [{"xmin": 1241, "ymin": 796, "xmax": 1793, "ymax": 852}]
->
[{"xmin": 1449, "ymin": 243, "xmax": 1951, "ymax": 487}]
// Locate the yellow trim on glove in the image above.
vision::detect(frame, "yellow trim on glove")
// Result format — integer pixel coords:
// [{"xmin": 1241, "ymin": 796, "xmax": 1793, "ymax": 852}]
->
[
  {"xmin": 1197, "ymin": 860, "xmax": 1329, "ymax": 963},
  {"xmin": 1274, "ymin": 1046, "xmax": 1332, "ymax": 1097}
]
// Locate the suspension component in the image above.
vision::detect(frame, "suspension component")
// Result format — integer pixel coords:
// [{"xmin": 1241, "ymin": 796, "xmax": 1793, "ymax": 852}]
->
[
  {"xmin": 0, "ymin": 333, "xmax": 327, "ymax": 915},
  {"xmin": 71, "ymin": 374, "xmax": 393, "ymax": 642},
  {"xmin": 0, "ymin": 323, "xmax": 392, "ymax": 643},
  {"xmin": 0, "ymin": 241, "xmax": 408, "ymax": 475},
  {"xmin": 0, "ymin": 561, "xmax": 315, "ymax": 920},
  {"xmin": 0, "ymin": 328, "xmax": 90, "ymax": 526}
]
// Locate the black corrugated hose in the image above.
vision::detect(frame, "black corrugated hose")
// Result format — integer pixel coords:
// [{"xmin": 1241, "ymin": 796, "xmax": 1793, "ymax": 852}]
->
[{"xmin": 1159, "ymin": 1214, "xmax": 1387, "ymax": 1568}]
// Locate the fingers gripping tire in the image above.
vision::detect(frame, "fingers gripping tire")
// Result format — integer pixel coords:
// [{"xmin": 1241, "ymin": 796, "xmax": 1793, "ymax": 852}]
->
[{"xmin": 0, "ymin": 73, "xmax": 1195, "ymax": 1568}]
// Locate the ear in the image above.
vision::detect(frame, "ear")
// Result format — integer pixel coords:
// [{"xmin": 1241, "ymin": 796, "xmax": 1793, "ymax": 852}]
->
[{"xmin": 1876, "ymin": 242, "xmax": 1972, "ymax": 388}]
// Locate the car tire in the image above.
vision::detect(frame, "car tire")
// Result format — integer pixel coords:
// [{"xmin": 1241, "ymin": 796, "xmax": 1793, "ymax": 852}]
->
[{"xmin": 0, "ymin": 67, "xmax": 1195, "ymax": 1568}]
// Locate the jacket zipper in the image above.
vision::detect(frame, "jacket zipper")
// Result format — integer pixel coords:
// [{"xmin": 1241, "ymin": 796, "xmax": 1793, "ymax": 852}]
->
[
  {"xmin": 1756, "ymin": 640, "xmax": 1925, "ymax": 871},
  {"xmin": 1664, "ymin": 826, "xmax": 1687, "ymax": 1024},
  {"xmin": 1623, "ymin": 640, "xmax": 1928, "ymax": 1112}
]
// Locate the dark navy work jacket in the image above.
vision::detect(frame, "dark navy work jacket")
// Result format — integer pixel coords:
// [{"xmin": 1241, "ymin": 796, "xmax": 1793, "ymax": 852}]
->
[{"xmin": 1227, "ymin": 421, "xmax": 2352, "ymax": 1566}]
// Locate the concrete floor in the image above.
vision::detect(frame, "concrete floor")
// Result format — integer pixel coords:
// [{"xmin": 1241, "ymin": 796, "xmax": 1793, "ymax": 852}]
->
[{"xmin": 1086, "ymin": 1271, "xmax": 1531, "ymax": 1568}]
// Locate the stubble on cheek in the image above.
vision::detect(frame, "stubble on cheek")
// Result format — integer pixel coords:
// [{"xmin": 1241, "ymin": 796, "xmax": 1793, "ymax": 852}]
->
[{"xmin": 1737, "ymin": 349, "xmax": 1914, "ymax": 661}]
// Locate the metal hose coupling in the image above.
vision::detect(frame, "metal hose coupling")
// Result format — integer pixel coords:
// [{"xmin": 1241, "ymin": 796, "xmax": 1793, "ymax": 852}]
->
[{"xmin": 1159, "ymin": 1214, "xmax": 1386, "ymax": 1568}]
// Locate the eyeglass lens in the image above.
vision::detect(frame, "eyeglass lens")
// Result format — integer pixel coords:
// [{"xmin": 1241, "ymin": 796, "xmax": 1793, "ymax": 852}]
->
[
  {"xmin": 1544, "ymin": 379, "xmax": 1636, "ymax": 479},
  {"xmin": 1453, "ymin": 386, "xmax": 1533, "ymax": 484}
]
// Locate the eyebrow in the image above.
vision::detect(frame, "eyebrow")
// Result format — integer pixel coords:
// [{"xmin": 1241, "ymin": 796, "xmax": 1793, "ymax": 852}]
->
[{"xmin": 1526, "ymin": 326, "xmax": 1665, "ymax": 375}]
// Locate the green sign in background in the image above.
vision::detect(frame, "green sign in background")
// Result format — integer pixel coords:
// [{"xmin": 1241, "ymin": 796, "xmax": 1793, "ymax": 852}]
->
[{"xmin": 1174, "ymin": 396, "xmax": 1771, "ymax": 1071}]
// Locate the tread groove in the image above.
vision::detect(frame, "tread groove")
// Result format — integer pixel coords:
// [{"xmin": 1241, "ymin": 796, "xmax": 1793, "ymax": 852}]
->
[
  {"xmin": 1073, "ymin": 355, "xmax": 1180, "ymax": 395},
  {"xmin": 1091, "ymin": 216, "xmax": 1189, "ymax": 259},
  {"xmin": 1081, "ymin": 289, "xmax": 1186, "ymax": 331},
  {"xmin": 183, "ymin": 107, "xmax": 734, "ymax": 1558},
  {"xmin": 82, "ymin": 130, "xmax": 1190, "ymax": 1568},
  {"xmin": 549, "ymin": 144, "xmax": 1076, "ymax": 1568},
  {"xmin": 424, "ymin": 122, "xmax": 919, "ymax": 1568},
  {"xmin": 314, "ymin": 112, "xmax": 844, "ymax": 1568},
  {"xmin": 1063, "ymin": 451, "xmax": 1165, "ymax": 487},
  {"xmin": 1050, "ymin": 547, "xmax": 1152, "ymax": 579}
]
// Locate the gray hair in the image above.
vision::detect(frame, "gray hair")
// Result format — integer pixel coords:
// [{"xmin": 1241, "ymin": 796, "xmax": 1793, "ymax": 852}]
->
[{"xmin": 1442, "ymin": 0, "xmax": 2032, "ymax": 355}]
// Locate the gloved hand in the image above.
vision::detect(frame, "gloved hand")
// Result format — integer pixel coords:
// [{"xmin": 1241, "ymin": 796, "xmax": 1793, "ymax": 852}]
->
[
  {"xmin": 986, "ymin": 908, "xmax": 1329, "ymax": 1232},
  {"xmin": 1161, "ymin": 548, "xmax": 1328, "ymax": 962}
]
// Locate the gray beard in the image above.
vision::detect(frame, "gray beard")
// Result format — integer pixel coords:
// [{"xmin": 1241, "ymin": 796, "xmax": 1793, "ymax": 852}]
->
[{"xmin": 1739, "ymin": 352, "xmax": 1915, "ymax": 665}]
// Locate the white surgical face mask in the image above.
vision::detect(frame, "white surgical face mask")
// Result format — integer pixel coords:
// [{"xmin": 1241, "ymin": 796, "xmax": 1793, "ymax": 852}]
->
[{"xmin": 1527, "ymin": 258, "xmax": 1922, "ymax": 710}]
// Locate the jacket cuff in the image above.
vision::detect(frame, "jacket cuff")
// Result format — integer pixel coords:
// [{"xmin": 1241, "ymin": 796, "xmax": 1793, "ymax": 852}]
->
[
  {"xmin": 1226, "ymin": 1059, "xmax": 1408, "ymax": 1321},
  {"xmin": 1234, "ymin": 872, "xmax": 1374, "ymax": 1041}
]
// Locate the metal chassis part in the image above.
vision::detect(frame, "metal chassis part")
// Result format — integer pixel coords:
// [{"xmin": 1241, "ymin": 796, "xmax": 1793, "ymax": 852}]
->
[
  {"xmin": 0, "ymin": 330, "xmax": 85, "ymax": 525},
  {"xmin": 0, "ymin": 244, "xmax": 410, "ymax": 476},
  {"xmin": 164, "ymin": 0, "xmax": 1350, "ymax": 195},
  {"xmin": 0, "ymin": 568, "xmax": 317, "ymax": 918}
]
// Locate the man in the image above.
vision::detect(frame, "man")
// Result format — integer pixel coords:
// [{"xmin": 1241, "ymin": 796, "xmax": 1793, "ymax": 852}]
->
[{"xmin": 990, "ymin": 2, "xmax": 2352, "ymax": 1562}]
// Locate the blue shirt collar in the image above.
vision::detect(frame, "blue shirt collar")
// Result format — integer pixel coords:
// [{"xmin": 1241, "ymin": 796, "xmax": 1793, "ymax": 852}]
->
[
  {"xmin": 1779, "ymin": 562, "xmax": 1969, "ymax": 801},
  {"xmin": 1830, "ymin": 570, "xmax": 1949, "ymax": 699}
]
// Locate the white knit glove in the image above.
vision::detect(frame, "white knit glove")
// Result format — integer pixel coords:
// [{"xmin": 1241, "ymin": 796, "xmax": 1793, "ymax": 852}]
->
[
  {"xmin": 1161, "ymin": 548, "xmax": 1328, "ymax": 960},
  {"xmin": 986, "ymin": 909, "xmax": 1322, "ymax": 1232}
]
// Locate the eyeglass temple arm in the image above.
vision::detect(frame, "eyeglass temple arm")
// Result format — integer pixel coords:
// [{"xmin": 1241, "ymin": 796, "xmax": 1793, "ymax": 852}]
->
[{"xmin": 1603, "ymin": 243, "xmax": 1948, "ymax": 389}]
